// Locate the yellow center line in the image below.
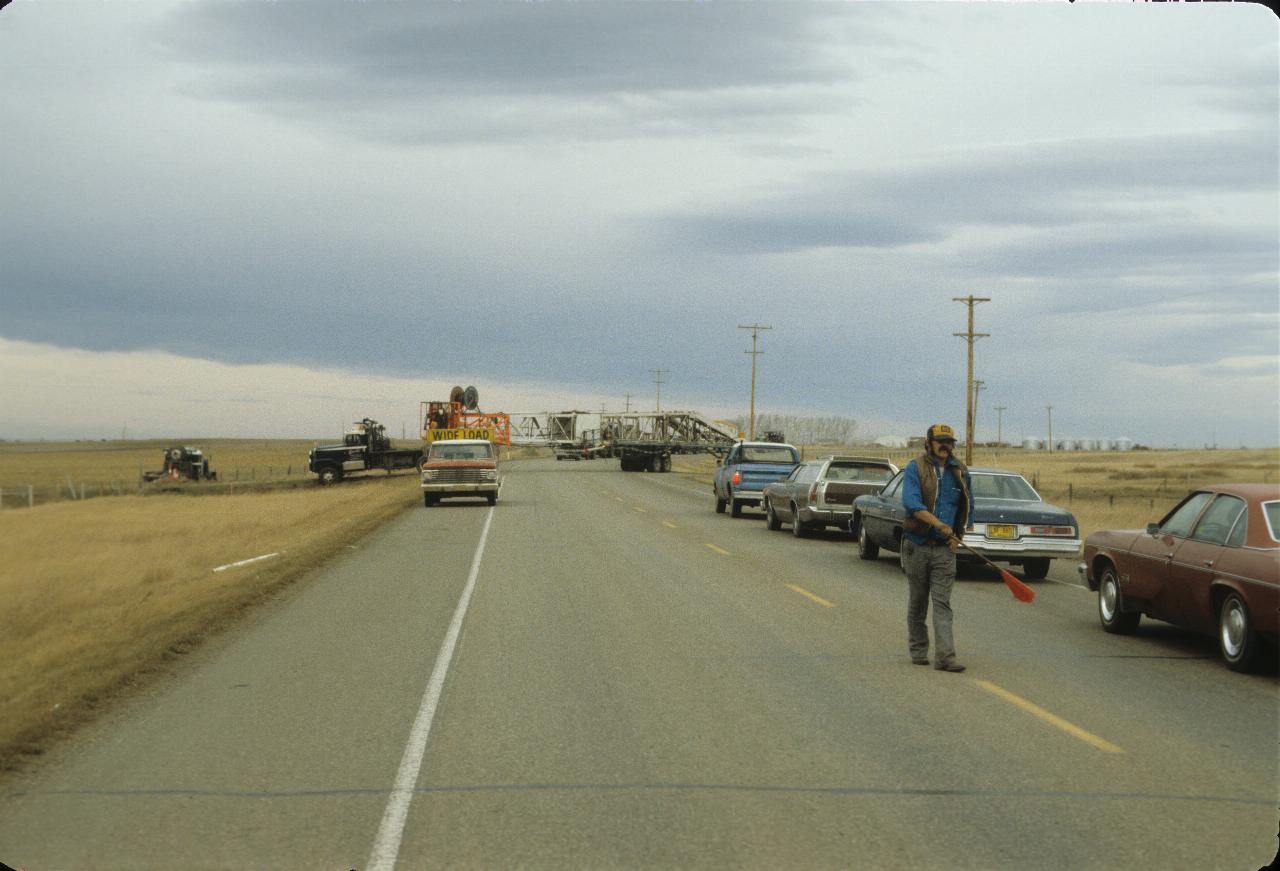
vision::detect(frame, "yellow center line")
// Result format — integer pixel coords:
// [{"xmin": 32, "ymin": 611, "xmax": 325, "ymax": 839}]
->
[
  {"xmin": 662, "ymin": 521, "xmax": 677, "ymax": 529},
  {"xmin": 786, "ymin": 584, "xmax": 835, "ymax": 608},
  {"xmin": 704, "ymin": 543, "xmax": 731, "ymax": 556},
  {"xmin": 633, "ymin": 506, "xmax": 647, "ymax": 513},
  {"xmin": 974, "ymin": 679, "xmax": 1124, "ymax": 754}
]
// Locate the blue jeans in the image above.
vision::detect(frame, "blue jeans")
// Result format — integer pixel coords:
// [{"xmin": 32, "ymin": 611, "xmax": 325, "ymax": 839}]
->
[{"xmin": 901, "ymin": 538, "xmax": 957, "ymax": 663}]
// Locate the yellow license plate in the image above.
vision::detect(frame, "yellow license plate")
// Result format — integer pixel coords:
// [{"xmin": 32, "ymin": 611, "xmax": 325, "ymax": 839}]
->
[{"xmin": 988, "ymin": 524, "xmax": 1017, "ymax": 540}]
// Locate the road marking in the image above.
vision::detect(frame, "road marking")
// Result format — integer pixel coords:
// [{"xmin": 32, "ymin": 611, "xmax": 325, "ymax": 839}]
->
[
  {"xmin": 615, "ymin": 497, "xmax": 625, "ymax": 503},
  {"xmin": 211, "ymin": 552, "xmax": 280, "ymax": 573},
  {"xmin": 786, "ymin": 584, "xmax": 835, "ymax": 608},
  {"xmin": 974, "ymin": 679, "xmax": 1124, "ymax": 754},
  {"xmin": 633, "ymin": 506, "xmax": 647, "ymax": 513},
  {"xmin": 704, "ymin": 543, "xmax": 731, "ymax": 556},
  {"xmin": 662, "ymin": 521, "xmax": 677, "ymax": 529},
  {"xmin": 367, "ymin": 506, "xmax": 494, "ymax": 871}
]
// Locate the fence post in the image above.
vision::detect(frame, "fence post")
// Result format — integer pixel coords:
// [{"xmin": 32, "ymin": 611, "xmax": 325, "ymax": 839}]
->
[
  {"xmin": 28, "ymin": 484, "xmax": 34, "ymax": 508},
  {"xmin": 1109, "ymin": 494, "xmax": 1114, "ymax": 507},
  {"xmin": 1, "ymin": 486, "xmax": 4, "ymax": 509},
  {"xmin": 1068, "ymin": 483, "xmax": 1073, "ymax": 503}
]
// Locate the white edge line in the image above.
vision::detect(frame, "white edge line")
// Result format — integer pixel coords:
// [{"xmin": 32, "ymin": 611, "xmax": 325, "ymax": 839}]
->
[
  {"xmin": 211, "ymin": 552, "xmax": 280, "ymax": 573},
  {"xmin": 367, "ymin": 505, "xmax": 494, "ymax": 871}
]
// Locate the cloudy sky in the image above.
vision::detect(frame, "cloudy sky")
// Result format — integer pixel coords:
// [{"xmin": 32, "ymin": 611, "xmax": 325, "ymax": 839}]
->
[{"xmin": 2, "ymin": 1, "xmax": 1276, "ymax": 447}]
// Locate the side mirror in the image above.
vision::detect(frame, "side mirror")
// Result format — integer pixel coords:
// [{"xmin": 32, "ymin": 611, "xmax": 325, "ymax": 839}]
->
[{"xmin": 1146, "ymin": 522, "xmax": 1160, "ymax": 535}]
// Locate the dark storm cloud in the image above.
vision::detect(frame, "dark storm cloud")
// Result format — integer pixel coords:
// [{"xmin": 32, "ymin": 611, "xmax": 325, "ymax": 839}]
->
[
  {"xmin": 154, "ymin": 1, "xmax": 902, "ymax": 142},
  {"xmin": 648, "ymin": 126, "xmax": 1277, "ymax": 257}
]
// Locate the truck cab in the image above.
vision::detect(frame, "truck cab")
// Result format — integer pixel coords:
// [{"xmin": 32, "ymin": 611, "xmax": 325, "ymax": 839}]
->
[
  {"xmin": 420, "ymin": 438, "xmax": 501, "ymax": 507},
  {"xmin": 712, "ymin": 441, "xmax": 800, "ymax": 517}
]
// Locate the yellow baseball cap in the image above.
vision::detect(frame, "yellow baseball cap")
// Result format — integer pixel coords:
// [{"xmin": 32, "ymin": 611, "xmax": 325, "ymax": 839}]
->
[{"xmin": 927, "ymin": 423, "xmax": 957, "ymax": 442}]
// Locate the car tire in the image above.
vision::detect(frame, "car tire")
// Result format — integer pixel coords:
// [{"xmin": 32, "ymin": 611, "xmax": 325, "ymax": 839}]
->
[
  {"xmin": 790, "ymin": 504, "xmax": 807, "ymax": 538},
  {"xmin": 486, "ymin": 493, "xmax": 497, "ymax": 506},
  {"xmin": 1098, "ymin": 564, "xmax": 1140, "ymax": 634},
  {"xmin": 730, "ymin": 497, "xmax": 743, "ymax": 518},
  {"xmin": 858, "ymin": 523, "xmax": 880, "ymax": 560},
  {"xmin": 1023, "ymin": 558, "xmax": 1050, "ymax": 580},
  {"xmin": 423, "ymin": 493, "xmax": 437, "ymax": 507},
  {"xmin": 715, "ymin": 494, "xmax": 727, "ymax": 514},
  {"xmin": 765, "ymin": 499, "xmax": 782, "ymax": 531},
  {"xmin": 318, "ymin": 466, "xmax": 340, "ymax": 485},
  {"xmin": 1219, "ymin": 591, "xmax": 1261, "ymax": 672}
]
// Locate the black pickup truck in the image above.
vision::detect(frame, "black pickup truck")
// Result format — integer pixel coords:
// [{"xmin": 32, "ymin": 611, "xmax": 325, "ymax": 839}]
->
[{"xmin": 309, "ymin": 418, "xmax": 423, "ymax": 484}]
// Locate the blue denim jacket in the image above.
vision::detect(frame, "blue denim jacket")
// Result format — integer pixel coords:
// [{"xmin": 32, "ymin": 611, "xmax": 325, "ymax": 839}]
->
[{"xmin": 902, "ymin": 455, "xmax": 972, "ymax": 546}]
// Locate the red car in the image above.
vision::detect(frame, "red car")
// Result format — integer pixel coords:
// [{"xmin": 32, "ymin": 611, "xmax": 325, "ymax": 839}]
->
[{"xmin": 1079, "ymin": 484, "xmax": 1279, "ymax": 671}]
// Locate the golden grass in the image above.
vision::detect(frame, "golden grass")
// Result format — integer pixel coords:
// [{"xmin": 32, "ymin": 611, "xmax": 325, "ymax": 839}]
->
[
  {"xmin": 672, "ymin": 446, "xmax": 1279, "ymax": 541},
  {"xmin": 0, "ymin": 437, "xmax": 424, "ymax": 505},
  {"xmin": 0, "ymin": 474, "xmax": 420, "ymax": 772}
]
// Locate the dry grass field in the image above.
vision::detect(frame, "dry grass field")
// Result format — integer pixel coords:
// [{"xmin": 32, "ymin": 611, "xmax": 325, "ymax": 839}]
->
[
  {"xmin": 0, "ymin": 471, "xmax": 421, "ymax": 772},
  {"xmin": 0, "ymin": 437, "xmax": 424, "ymax": 507},
  {"xmin": 672, "ymin": 446, "xmax": 1279, "ymax": 540}
]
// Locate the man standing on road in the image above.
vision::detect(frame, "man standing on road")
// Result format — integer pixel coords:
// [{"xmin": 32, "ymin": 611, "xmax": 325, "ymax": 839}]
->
[{"xmin": 900, "ymin": 423, "xmax": 973, "ymax": 672}]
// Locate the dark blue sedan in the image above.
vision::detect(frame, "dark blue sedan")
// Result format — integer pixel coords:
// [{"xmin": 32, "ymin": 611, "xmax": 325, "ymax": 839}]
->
[{"xmin": 850, "ymin": 467, "xmax": 1081, "ymax": 579}]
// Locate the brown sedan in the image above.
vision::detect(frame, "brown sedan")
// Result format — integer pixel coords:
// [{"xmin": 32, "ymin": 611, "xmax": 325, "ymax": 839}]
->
[{"xmin": 1079, "ymin": 484, "xmax": 1279, "ymax": 671}]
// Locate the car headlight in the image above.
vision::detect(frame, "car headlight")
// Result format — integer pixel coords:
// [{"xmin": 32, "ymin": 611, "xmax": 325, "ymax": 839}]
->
[
  {"xmin": 423, "ymin": 470, "xmax": 438, "ymax": 480},
  {"xmin": 484, "ymin": 470, "xmax": 497, "ymax": 480}
]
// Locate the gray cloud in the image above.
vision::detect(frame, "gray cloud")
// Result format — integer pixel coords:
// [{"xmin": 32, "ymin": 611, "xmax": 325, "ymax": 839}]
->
[{"xmin": 154, "ymin": 1, "xmax": 910, "ymax": 143}]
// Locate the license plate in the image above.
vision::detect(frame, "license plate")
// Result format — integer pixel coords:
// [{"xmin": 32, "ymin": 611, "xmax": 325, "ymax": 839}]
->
[{"xmin": 988, "ymin": 524, "xmax": 1017, "ymax": 540}]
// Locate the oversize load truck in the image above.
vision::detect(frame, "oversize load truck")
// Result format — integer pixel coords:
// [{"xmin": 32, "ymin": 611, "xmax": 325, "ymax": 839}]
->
[{"xmin": 309, "ymin": 418, "xmax": 424, "ymax": 484}]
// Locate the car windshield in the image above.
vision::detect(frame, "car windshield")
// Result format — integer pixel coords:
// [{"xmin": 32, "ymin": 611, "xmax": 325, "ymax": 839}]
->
[
  {"xmin": 970, "ymin": 473, "xmax": 1039, "ymax": 501},
  {"xmin": 429, "ymin": 443, "xmax": 492, "ymax": 460},
  {"xmin": 739, "ymin": 445, "xmax": 796, "ymax": 463},
  {"xmin": 826, "ymin": 463, "xmax": 894, "ymax": 482}
]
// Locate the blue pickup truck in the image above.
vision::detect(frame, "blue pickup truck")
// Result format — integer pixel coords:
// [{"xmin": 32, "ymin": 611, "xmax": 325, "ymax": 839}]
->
[{"xmin": 713, "ymin": 441, "xmax": 801, "ymax": 517}]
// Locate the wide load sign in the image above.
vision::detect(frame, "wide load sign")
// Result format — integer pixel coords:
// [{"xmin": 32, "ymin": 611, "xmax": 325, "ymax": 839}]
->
[{"xmin": 428, "ymin": 427, "xmax": 493, "ymax": 443}]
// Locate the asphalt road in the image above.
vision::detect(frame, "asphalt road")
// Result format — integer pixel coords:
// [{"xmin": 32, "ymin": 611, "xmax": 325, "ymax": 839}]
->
[{"xmin": 2, "ymin": 458, "xmax": 1277, "ymax": 870}]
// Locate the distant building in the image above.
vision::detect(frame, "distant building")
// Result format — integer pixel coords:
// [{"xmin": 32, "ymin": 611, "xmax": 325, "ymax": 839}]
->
[{"xmin": 875, "ymin": 435, "xmax": 909, "ymax": 449}]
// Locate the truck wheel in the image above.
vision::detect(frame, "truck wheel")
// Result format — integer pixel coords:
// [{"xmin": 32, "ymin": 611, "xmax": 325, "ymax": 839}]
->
[
  {"xmin": 648, "ymin": 455, "xmax": 661, "ymax": 473},
  {"xmin": 318, "ymin": 466, "xmax": 341, "ymax": 485},
  {"xmin": 715, "ymin": 494, "xmax": 727, "ymax": 514},
  {"xmin": 730, "ymin": 498, "xmax": 743, "ymax": 518},
  {"xmin": 660, "ymin": 454, "xmax": 672, "ymax": 473}
]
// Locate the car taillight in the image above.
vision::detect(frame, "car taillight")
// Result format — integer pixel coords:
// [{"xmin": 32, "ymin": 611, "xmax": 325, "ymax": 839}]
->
[
  {"xmin": 1029, "ymin": 525, "xmax": 1076, "ymax": 536},
  {"xmin": 732, "ymin": 471, "xmax": 741, "ymax": 485},
  {"xmin": 809, "ymin": 483, "xmax": 819, "ymax": 503}
]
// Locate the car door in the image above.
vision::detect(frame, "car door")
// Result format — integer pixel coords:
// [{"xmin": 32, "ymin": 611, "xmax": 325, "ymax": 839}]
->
[
  {"xmin": 1157, "ymin": 494, "xmax": 1246, "ymax": 631},
  {"xmin": 864, "ymin": 471, "xmax": 905, "ymax": 547},
  {"xmin": 1125, "ymin": 491, "xmax": 1214, "ymax": 604},
  {"xmin": 771, "ymin": 465, "xmax": 804, "ymax": 520}
]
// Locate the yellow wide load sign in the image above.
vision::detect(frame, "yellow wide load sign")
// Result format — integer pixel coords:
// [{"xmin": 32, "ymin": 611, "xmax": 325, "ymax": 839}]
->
[{"xmin": 428, "ymin": 428, "xmax": 493, "ymax": 442}]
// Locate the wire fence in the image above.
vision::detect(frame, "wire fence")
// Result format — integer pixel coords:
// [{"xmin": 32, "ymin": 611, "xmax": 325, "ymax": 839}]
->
[{"xmin": 0, "ymin": 466, "xmax": 319, "ymax": 509}]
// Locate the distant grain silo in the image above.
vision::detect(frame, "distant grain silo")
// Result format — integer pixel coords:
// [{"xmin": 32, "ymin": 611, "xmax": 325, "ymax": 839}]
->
[
  {"xmin": 1022, "ymin": 437, "xmax": 1043, "ymax": 451},
  {"xmin": 1056, "ymin": 439, "xmax": 1078, "ymax": 452},
  {"xmin": 1115, "ymin": 437, "xmax": 1134, "ymax": 451},
  {"xmin": 1098, "ymin": 438, "xmax": 1116, "ymax": 451},
  {"xmin": 1080, "ymin": 438, "xmax": 1099, "ymax": 451}
]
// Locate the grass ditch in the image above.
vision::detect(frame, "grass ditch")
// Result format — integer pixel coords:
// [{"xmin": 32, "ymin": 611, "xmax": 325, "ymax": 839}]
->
[{"xmin": 0, "ymin": 473, "xmax": 422, "ymax": 775}]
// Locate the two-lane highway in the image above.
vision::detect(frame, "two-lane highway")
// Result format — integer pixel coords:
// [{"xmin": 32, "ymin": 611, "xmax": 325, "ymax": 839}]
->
[{"xmin": 2, "ymin": 458, "xmax": 1276, "ymax": 869}]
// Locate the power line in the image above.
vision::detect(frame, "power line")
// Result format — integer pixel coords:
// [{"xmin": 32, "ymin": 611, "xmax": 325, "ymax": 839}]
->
[
  {"xmin": 650, "ymin": 369, "xmax": 667, "ymax": 414},
  {"xmin": 738, "ymin": 323, "xmax": 772, "ymax": 440}
]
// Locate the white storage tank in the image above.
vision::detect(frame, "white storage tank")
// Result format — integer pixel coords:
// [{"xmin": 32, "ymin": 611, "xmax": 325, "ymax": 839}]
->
[
  {"xmin": 1080, "ymin": 438, "xmax": 1099, "ymax": 451},
  {"xmin": 1056, "ymin": 438, "xmax": 1078, "ymax": 451},
  {"xmin": 1022, "ymin": 437, "xmax": 1043, "ymax": 451},
  {"xmin": 1098, "ymin": 438, "xmax": 1115, "ymax": 451},
  {"xmin": 1115, "ymin": 437, "xmax": 1134, "ymax": 451}
]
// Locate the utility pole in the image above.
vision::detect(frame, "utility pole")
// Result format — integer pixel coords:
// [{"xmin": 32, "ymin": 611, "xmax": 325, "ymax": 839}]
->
[
  {"xmin": 738, "ymin": 323, "xmax": 772, "ymax": 440},
  {"xmin": 972, "ymin": 380, "xmax": 985, "ymax": 446},
  {"xmin": 650, "ymin": 370, "xmax": 667, "ymax": 414},
  {"xmin": 1046, "ymin": 405, "xmax": 1054, "ymax": 454},
  {"xmin": 623, "ymin": 393, "xmax": 632, "ymax": 412},
  {"xmin": 994, "ymin": 405, "xmax": 1007, "ymax": 447},
  {"xmin": 952, "ymin": 296, "xmax": 990, "ymax": 465}
]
